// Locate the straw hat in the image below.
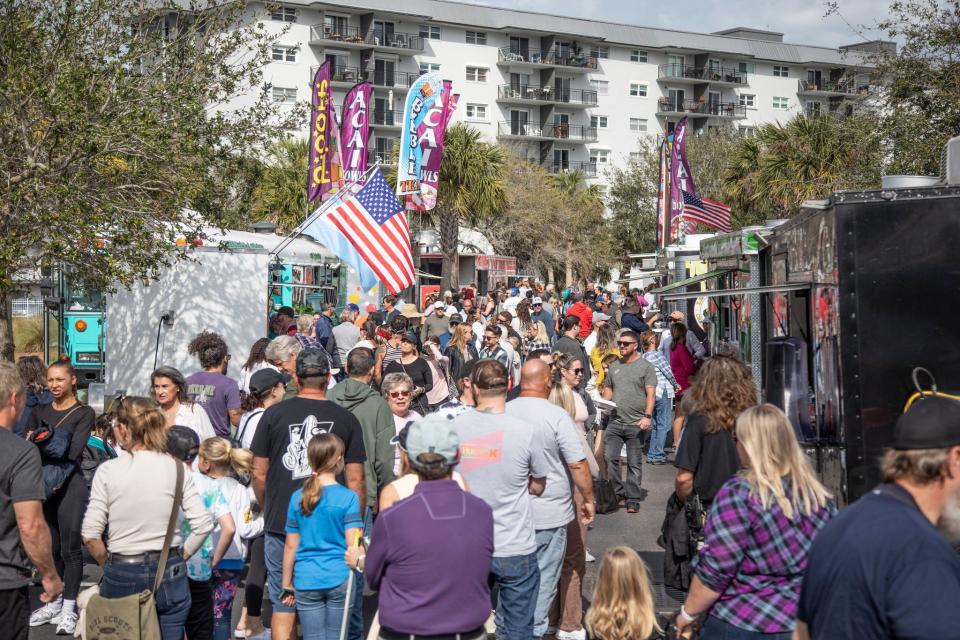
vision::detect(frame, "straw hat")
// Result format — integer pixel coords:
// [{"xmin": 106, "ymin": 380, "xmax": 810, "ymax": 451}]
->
[{"xmin": 400, "ymin": 303, "xmax": 423, "ymax": 318}]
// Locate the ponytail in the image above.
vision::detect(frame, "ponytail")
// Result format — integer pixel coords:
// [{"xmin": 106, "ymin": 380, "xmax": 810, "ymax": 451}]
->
[
  {"xmin": 199, "ymin": 437, "xmax": 254, "ymax": 478},
  {"xmin": 300, "ymin": 433, "xmax": 345, "ymax": 516}
]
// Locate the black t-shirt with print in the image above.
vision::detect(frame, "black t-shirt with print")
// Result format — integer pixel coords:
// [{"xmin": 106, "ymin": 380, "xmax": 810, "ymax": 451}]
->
[{"xmin": 250, "ymin": 397, "xmax": 366, "ymax": 535}]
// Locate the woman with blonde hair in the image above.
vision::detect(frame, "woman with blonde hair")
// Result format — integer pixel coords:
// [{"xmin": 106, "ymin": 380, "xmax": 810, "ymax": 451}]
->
[
  {"xmin": 674, "ymin": 355, "xmax": 758, "ymax": 507},
  {"xmin": 443, "ymin": 322, "xmax": 479, "ymax": 381},
  {"xmin": 585, "ymin": 546, "xmax": 664, "ymax": 640},
  {"xmin": 588, "ymin": 323, "xmax": 619, "ymax": 389},
  {"xmin": 525, "ymin": 320, "xmax": 551, "ymax": 355},
  {"xmin": 198, "ymin": 437, "xmax": 263, "ymax": 640},
  {"xmin": 675, "ymin": 404, "xmax": 836, "ymax": 639}
]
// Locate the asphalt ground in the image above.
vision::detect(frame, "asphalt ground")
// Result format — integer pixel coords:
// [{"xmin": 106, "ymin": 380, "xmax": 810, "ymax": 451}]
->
[{"xmin": 29, "ymin": 457, "xmax": 684, "ymax": 639}]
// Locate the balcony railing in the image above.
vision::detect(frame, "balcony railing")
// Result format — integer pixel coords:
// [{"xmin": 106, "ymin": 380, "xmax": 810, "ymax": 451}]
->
[
  {"xmin": 372, "ymin": 110, "xmax": 400, "ymax": 127},
  {"xmin": 497, "ymin": 84, "xmax": 598, "ymax": 105},
  {"xmin": 547, "ymin": 161, "xmax": 597, "ymax": 178},
  {"xmin": 497, "ymin": 122, "xmax": 598, "ymax": 142},
  {"xmin": 657, "ymin": 98, "xmax": 747, "ymax": 118},
  {"xmin": 330, "ymin": 66, "xmax": 363, "ymax": 83},
  {"xmin": 657, "ymin": 64, "xmax": 748, "ymax": 85},
  {"xmin": 366, "ymin": 31, "xmax": 424, "ymax": 51},
  {"xmin": 798, "ymin": 79, "xmax": 857, "ymax": 94},
  {"xmin": 372, "ymin": 70, "xmax": 419, "ymax": 88},
  {"xmin": 368, "ymin": 149, "xmax": 396, "ymax": 165},
  {"xmin": 497, "ymin": 47, "xmax": 598, "ymax": 70},
  {"xmin": 309, "ymin": 25, "xmax": 365, "ymax": 44}
]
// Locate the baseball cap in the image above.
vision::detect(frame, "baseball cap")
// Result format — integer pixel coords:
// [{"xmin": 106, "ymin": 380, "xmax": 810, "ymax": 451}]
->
[
  {"xmin": 390, "ymin": 422, "xmax": 414, "ymax": 452},
  {"xmin": 296, "ymin": 347, "xmax": 331, "ymax": 379},
  {"xmin": 366, "ymin": 303, "xmax": 377, "ymax": 313},
  {"xmin": 400, "ymin": 331, "xmax": 419, "ymax": 344},
  {"xmin": 405, "ymin": 413, "xmax": 460, "ymax": 469},
  {"xmin": 532, "ymin": 296, "xmax": 543, "ymax": 305},
  {"xmin": 891, "ymin": 396, "xmax": 960, "ymax": 450},
  {"xmin": 347, "ymin": 303, "xmax": 360, "ymax": 313},
  {"xmin": 249, "ymin": 368, "xmax": 291, "ymax": 396},
  {"xmin": 166, "ymin": 426, "xmax": 200, "ymax": 462},
  {"xmin": 433, "ymin": 301, "xmax": 445, "ymax": 309},
  {"xmin": 593, "ymin": 312, "xmax": 611, "ymax": 322}
]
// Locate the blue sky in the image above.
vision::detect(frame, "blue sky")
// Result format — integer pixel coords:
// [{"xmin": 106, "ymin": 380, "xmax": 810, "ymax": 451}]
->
[{"xmin": 459, "ymin": 0, "xmax": 893, "ymax": 48}]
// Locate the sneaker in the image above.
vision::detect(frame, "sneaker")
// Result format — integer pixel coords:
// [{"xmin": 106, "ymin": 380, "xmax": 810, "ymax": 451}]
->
[
  {"xmin": 247, "ymin": 631, "xmax": 272, "ymax": 640},
  {"xmin": 56, "ymin": 610, "xmax": 78, "ymax": 636},
  {"xmin": 556, "ymin": 629, "xmax": 587, "ymax": 640},
  {"xmin": 585, "ymin": 549, "xmax": 596, "ymax": 562},
  {"xmin": 29, "ymin": 599, "xmax": 62, "ymax": 626}
]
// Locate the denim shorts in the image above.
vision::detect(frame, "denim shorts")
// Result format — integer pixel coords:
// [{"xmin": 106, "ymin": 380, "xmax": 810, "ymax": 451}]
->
[{"xmin": 264, "ymin": 533, "xmax": 295, "ymax": 614}]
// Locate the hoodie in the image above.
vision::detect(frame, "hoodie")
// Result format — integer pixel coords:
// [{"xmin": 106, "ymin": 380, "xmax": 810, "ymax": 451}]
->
[
  {"xmin": 14, "ymin": 388, "xmax": 54, "ymax": 437},
  {"xmin": 329, "ymin": 378, "xmax": 396, "ymax": 510},
  {"xmin": 566, "ymin": 302, "xmax": 593, "ymax": 338}
]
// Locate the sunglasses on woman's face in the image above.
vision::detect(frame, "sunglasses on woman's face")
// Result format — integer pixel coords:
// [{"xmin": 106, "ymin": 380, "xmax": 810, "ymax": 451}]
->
[
  {"xmin": 567, "ymin": 368, "xmax": 584, "ymax": 375},
  {"xmin": 389, "ymin": 390, "xmax": 411, "ymax": 399}
]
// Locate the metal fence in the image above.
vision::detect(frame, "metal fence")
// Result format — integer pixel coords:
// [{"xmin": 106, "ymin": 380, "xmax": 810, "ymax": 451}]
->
[{"xmin": 13, "ymin": 298, "xmax": 44, "ymax": 317}]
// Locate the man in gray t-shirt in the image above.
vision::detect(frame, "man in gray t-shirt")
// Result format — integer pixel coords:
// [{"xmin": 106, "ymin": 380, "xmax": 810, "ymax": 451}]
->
[
  {"xmin": 506, "ymin": 359, "xmax": 595, "ymax": 639},
  {"xmin": 602, "ymin": 329, "xmax": 658, "ymax": 513},
  {"xmin": 454, "ymin": 360, "xmax": 548, "ymax": 640}
]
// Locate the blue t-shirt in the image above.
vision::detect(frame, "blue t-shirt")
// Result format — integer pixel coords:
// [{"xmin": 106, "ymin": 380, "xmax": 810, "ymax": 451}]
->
[
  {"xmin": 285, "ymin": 484, "xmax": 362, "ymax": 591},
  {"xmin": 798, "ymin": 483, "xmax": 960, "ymax": 639}
]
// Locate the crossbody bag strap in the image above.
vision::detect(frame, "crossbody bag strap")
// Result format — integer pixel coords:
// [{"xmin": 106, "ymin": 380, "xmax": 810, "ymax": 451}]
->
[
  {"xmin": 153, "ymin": 460, "xmax": 184, "ymax": 593},
  {"xmin": 235, "ymin": 408, "xmax": 264, "ymax": 446},
  {"xmin": 53, "ymin": 404, "xmax": 83, "ymax": 430}
]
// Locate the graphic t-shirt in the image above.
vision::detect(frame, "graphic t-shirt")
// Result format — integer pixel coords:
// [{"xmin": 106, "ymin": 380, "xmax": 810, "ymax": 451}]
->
[
  {"xmin": 185, "ymin": 371, "xmax": 241, "ymax": 437},
  {"xmin": 179, "ymin": 470, "xmax": 230, "ymax": 581},
  {"xmin": 250, "ymin": 397, "xmax": 366, "ymax": 535},
  {"xmin": 285, "ymin": 484, "xmax": 362, "ymax": 590}
]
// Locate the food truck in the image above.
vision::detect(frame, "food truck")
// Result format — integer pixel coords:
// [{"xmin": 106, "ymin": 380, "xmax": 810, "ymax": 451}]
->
[
  {"xmin": 655, "ymin": 137, "xmax": 960, "ymax": 504},
  {"xmin": 105, "ymin": 227, "xmax": 379, "ymax": 397}
]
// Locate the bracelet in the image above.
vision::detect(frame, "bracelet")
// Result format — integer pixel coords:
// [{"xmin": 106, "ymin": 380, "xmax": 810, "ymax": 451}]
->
[
  {"xmin": 355, "ymin": 554, "xmax": 365, "ymax": 570},
  {"xmin": 680, "ymin": 604, "xmax": 698, "ymax": 622}
]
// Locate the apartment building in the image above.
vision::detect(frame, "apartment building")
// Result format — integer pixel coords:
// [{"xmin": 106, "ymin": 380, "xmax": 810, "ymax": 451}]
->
[{"xmin": 256, "ymin": 0, "xmax": 879, "ymax": 190}]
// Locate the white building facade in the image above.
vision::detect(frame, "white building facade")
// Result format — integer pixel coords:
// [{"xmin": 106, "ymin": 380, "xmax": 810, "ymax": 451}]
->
[{"xmin": 254, "ymin": 0, "xmax": 878, "ymax": 189}]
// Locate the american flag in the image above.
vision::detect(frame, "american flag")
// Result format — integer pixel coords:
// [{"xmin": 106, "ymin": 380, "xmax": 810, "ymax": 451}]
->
[
  {"xmin": 680, "ymin": 189, "xmax": 733, "ymax": 232},
  {"xmin": 320, "ymin": 169, "xmax": 415, "ymax": 294}
]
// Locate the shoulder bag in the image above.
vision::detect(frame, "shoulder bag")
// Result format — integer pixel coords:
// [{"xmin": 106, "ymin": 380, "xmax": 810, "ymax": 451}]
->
[
  {"xmin": 85, "ymin": 460, "xmax": 184, "ymax": 640},
  {"xmin": 592, "ymin": 447, "xmax": 620, "ymax": 514}
]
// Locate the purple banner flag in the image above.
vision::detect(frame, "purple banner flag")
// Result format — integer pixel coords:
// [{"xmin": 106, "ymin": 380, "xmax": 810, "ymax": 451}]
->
[
  {"xmin": 340, "ymin": 81, "xmax": 372, "ymax": 184},
  {"xmin": 656, "ymin": 138, "xmax": 668, "ymax": 248},
  {"xmin": 307, "ymin": 62, "xmax": 342, "ymax": 203},
  {"xmin": 668, "ymin": 117, "xmax": 696, "ymax": 242},
  {"xmin": 406, "ymin": 80, "xmax": 457, "ymax": 211}
]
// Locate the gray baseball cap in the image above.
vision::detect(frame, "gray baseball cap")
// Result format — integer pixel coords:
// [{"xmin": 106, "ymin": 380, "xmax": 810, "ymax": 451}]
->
[{"xmin": 405, "ymin": 413, "xmax": 460, "ymax": 469}]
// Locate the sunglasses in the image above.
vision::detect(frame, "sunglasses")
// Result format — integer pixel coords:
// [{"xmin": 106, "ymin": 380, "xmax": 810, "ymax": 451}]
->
[
  {"xmin": 566, "ymin": 367, "xmax": 584, "ymax": 375},
  {"xmin": 484, "ymin": 335, "xmax": 497, "ymax": 340},
  {"xmin": 617, "ymin": 341, "xmax": 637, "ymax": 347},
  {"xmin": 389, "ymin": 390, "xmax": 411, "ymax": 398}
]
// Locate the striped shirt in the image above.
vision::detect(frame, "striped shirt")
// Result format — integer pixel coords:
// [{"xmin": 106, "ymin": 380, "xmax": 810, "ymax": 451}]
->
[{"xmin": 642, "ymin": 350, "xmax": 678, "ymax": 399}]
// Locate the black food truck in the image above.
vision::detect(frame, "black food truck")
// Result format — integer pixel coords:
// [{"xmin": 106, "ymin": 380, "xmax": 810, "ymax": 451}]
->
[{"xmin": 655, "ymin": 136, "xmax": 960, "ymax": 504}]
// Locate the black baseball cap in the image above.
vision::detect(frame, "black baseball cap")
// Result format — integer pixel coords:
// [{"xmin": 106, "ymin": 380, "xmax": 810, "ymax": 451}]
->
[
  {"xmin": 400, "ymin": 331, "xmax": 419, "ymax": 344},
  {"xmin": 166, "ymin": 426, "xmax": 200, "ymax": 461},
  {"xmin": 249, "ymin": 368, "xmax": 291, "ymax": 396},
  {"xmin": 891, "ymin": 395, "xmax": 960, "ymax": 450},
  {"xmin": 296, "ymin": 347, "xmax": 331, "ymax": 379}
]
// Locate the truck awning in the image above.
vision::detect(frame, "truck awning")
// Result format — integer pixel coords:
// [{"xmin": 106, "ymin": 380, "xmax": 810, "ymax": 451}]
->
[
  {"xmin": 659, "ymin": 282, "xmax": 811, "ymax": 302},
  {"xmin": 650, "ymin": 268, "xmax": 734, "ymax": 295}
]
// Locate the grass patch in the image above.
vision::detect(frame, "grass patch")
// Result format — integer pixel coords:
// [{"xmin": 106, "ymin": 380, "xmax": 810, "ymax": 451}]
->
[{"xmin": 13, "ymin": 316, "xmax": 59, "ymax": 360}]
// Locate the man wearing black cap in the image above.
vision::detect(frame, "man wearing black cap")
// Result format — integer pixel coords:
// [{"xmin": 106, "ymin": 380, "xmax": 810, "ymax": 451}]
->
[
  {"xmin": 250, "ymin": 348, "xmax": 366, "ymax": 640},
  {"xmin": 795, "ymin": 396, "xmax": 960, "ymax": 640}
]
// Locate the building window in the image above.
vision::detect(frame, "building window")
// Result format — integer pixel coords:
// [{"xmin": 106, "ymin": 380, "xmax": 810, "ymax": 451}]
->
[
  {"xmin": 630, "ymin": 49, "xmax": 648, "ymax": 63},
  {"xmin": 465, "ymin": 66, "xmax": 488, "ymax": 82},
  {"xmin": 629, "ymin": 117, "xmax": 647, "ymax": 132},
  {"xmin": 596, "ymin": 185, "xmax": 608, "ymax": 198},
  {"xmin": 271, "ymin": 6, "xmax": 296, "ymax": 22},
  {"xmin": 466, "ymin": 30, "xmax": 486, "ymax": 45},
  {"xmin": 590, "ymin": 149, "xmax": 610, "ymax": 165},
  {"xmin": 773, "ymin": 96, "xmax": 789, "ymax": 110},
  {"xmin": 465, "ymin": 103, "xmax": 487, "ymax": 120},
  {"xmin": 271, "ymin": 87, "xmax": 297, "ymax": 103},
  {"xmin": 773, "ymin": 65, "xmax": 789, "ymax": 77},
  {"xmin": 419, "ymin": 25, "xmax": 440, "ymax": 40},
  {"xmin": 738, "ymin": 93, "xmax": 756, "ymax": 108},
  {"xmin": 589, "ymin": 45, "xmax": 609, "ymax": 59},
  {"xmin": 591, "ymin": 115, "xmax": 608, "ymax": 129},
  {"xmin": 271, "ymin": 46, "xmax": 297, "ymax": 63},
  {"xmin": 590, "ymin": 79, "xmax": 609, "ymax": 95},
  {"xmin": 629, "ymin": 82, "xmax": 647, "ymax": 97},
  {"xmin": 629, "ymin": 151, "xmax": 642, "ymax": 162},
  {"xmin": 419, "ymin": 62, "xmax": 440, "ymax": 74},
  {"xmin": 738, "ymin": 61, "xmax": 755, "ymax": 74},
  {"xmin": 739, "ymin": 126, "xmax": 756, "ymax": 137},
  {"xmin": 805, "ymin": 100, "xmax": 822, "ymax": 116}
]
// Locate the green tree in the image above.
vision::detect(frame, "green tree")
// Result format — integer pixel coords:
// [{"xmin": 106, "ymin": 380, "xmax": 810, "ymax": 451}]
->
[
  {"xmin": 0, "ymin": 0, "xmax": 302, "ymax": 360},
  {"xmin": 250, "ymin": 138, "xmax": 310, "ymax": 233}
]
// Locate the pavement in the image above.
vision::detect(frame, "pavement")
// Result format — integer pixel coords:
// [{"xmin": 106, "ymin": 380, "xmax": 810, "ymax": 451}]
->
[{"xmin": 29, "ymin": 458, "xmax": 684, "ymax": 639}]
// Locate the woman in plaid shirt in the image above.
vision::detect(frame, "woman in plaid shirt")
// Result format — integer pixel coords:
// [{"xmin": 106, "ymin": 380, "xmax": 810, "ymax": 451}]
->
[{"xmin": 675, "ymin": 404, "xmax": 836, "ymax": 639}]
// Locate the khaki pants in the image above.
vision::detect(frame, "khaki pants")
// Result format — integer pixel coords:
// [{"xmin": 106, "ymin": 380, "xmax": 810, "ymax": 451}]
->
[{"xmin": 550, "ymin": 492, "xmax": 587, "ymax": 632}]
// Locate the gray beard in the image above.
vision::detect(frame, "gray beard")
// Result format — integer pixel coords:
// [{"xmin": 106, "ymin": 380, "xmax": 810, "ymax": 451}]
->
[{"xmin": 936, "ymin": 490, "xmax": 960, "ymax": 545}]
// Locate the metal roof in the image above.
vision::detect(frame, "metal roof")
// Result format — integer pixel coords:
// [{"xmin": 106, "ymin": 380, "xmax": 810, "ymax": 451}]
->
[{"xmin": 305, "ymin": 0, "xmax": 872, "ymax": 66}]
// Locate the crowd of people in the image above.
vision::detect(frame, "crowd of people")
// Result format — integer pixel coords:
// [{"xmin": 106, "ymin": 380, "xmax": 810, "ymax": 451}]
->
[{"xmin": 2, "ymin": 277, "xmax": 960, "ymax": 640}]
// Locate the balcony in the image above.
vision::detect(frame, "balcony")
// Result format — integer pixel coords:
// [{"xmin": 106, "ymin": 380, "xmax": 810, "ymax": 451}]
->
[
  {"xmin": 657, "ymin": 98, "xmax": 747, "ymax": 119},
  {"xmin": 368, "ymin": 149, "xmax": 396, "ymax": 166},
  {"xmin": 547, "ymin": 161, "xmax": 597, "ymax": 178},
  {"xmin": 371, "ymin": 110, "xmax": 401, "ymax": 128},
  {"xmin": 797, "ymin": 79, "xmax": 860, "ymax": 97},
  {"xmin": 371, "ymin": 70, "xmax": 419, "ymax": 89},
  {"xmin": 496, "ymin": 84, "xmax": 598, "ymax": 107},
  {"xmin": 497, "ymin": 122, "xmax": 598, "ymax": 142},
  {"xmin": 309, "ymin": 25, "xmax": 370, "ymax": 48},
  {"xmin": 366, "ymin": 31, "xmax": 424, "ymax": 53},
  {"xmin": 657, "ymin": 64, "xmax": 748, "ymax": 86},
  {"xmin": 330, "ymin": 66, "xmax": 364, "ymax": 86},
  {"xmin": 496, "ymin": 47, "xmax": 597, "ymax": 72}
]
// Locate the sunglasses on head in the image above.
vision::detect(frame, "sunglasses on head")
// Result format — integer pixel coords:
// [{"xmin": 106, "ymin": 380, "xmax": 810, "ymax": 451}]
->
[
  {"xmin": 389, "ymin": 390, "xmax": 411, "ymax": 398},
  {"xmin": 617, "ymin": 340, "xmax": 637, "ymax": 347}
]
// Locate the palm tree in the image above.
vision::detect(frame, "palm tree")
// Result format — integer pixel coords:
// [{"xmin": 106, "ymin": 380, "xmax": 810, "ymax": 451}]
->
[
  {"xmin": 546, "ymin": 169, "xmax": 603, "ymax": 286},
  {"xmin": 250, "ymin": 138, "xmax": 309, "ymax": 233},
  {"xmin": 432, "ymin": 123, "xmax": 506, "ymax": 290}
]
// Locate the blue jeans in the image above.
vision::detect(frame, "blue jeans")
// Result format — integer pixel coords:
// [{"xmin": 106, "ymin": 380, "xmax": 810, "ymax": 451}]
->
[
  {"xmin": 603, "ymin": 421, "xmax": 644, "ymax": 506},
  {"xmin": 264, "ymin": 533, "xmax": 295, "ymax": 614},
  {"xmin": 295, "ymin": 579, "xmax": 349, "ymax": 640},
  {"xmin": 490, "ymin": 551, "xmax": 540, "ymax": 640},
  {"xmin": 99, "ymin": 553, "xmax": 191, "ymax": 640},
  {"xmin": 533, "ymin": 527, "xmax": 567, "ymax": 638},
  {"xmin": 701, "ymin": 616, "xmax": 792, "ymax": 640},
  {"xmin": 348, "ymin": 570, "xmax": 364, "ymax": 640},
  {"xmin": 647, "ymin": 395, "xmax": 674, "ymax": 462}
]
